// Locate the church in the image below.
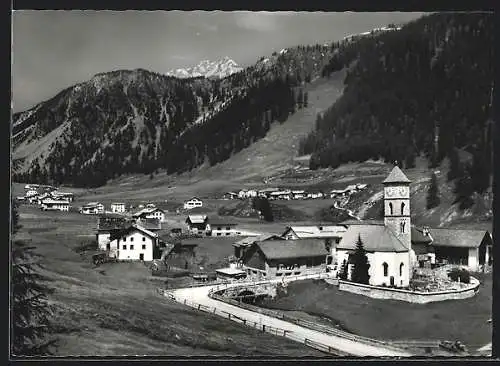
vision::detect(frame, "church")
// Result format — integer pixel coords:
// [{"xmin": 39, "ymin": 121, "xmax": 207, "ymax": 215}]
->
[
  {"xmin": 336, "ymin": 166, "xmax": 415, "ymax": 287},
  {"xmin": 336, "ymin": 166, "xmax": 492, "ymax": 288}
]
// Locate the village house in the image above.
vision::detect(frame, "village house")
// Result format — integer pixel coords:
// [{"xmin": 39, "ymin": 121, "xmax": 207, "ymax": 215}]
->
[
  {"xmin": 215, "ymin": 267, "xmax": 247, "ymax": 282},
  {"xmin": 132, "ymin": 207, "xmax": 165, "ymax": 222},
  {"xmin": 185, "ymin": 214, "xmax": 208, "ymax": 234},
  {"xmin": 232, "ymin": 233, "xmax": 285, "ymax": 260},
  {"xmin": 257, "ymin": 187, "xmax": 279, "ymax": 198},
  {"xmin": 223, "ymin": 192, "xmax": 239, "ymax": 200},
  {"xmin": 306, "ymin": 191, "xmax": 324, "ymax": 199},
  {"xmin": 159, "ymin": 239, "xmax": 198, "ymax": 269},
  {"xmin": 330, "ymin": 188, "xmax": 349, "ymax": 198},
  {"xmin": 291, "ymin": 190, "xmax": 306, "ymax": 200},
  {"xmin": 425, "ymin": 228, "xmax": 492, "ymax": 272},
  {"xmin": 96, "ymin": 215, "xmax": 130, "ymax": 251},
  {"xmin": 240, "ymin": 239, "xmax": 330, "ymax": 279},
  {"xmin": 135, "ymin": 217, "xmax": 162, "ymax": 232},
  {"xmin": 336, "ymin": 166, "xmax": 413, "ymax": 287},
  {"xmin": 51, "ymin": 191, "xmax": 74, "ymax": 202},
  {"xmin": 269, "ymin": 190, "xmax": 292, "ymax": 200},
  {"xmin": 206, "ymin": 217, "xmax": 241, "ymax": 236},
  {"xmin": 40, "ymin": 198, "xmax": 70, "ymax": 212},
  {"xmin": 282, "ymin": 225, "xmax": 347, "ymax": 244},
  {"xmin": 109, "ymin": 224, "xmax": 159, "ymax": 261},
  {"xmin": 183, "ymin": 197, "xmax": 203, "ymax": 210},
  {"xmin": 110, "ymin": 202, "xmax": 126, "ymax": 213},
  {"xmin": 80, "ymin": 202, "xmax": 105, "ymax": 215}
]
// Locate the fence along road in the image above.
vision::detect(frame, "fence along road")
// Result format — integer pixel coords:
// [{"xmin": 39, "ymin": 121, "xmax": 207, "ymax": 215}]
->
[{"xmin": 162, "ymin": 273, "xmax": 414, "ymax": 357}]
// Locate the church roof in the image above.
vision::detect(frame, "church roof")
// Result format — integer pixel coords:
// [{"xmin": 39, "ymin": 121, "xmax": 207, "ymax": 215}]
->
[
  {"xmin": 383, "ymin": 166, "xmax": 411, "ymax": 184},
  {"xmin": 337, "ymin": 225, "xmax": 410, "ymax": 252}
]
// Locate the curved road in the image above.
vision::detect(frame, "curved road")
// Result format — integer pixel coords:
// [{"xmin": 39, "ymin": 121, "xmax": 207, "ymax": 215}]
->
[{"xmin": 169, "ymin": 276, "xmax": 413, "ymax": 357}]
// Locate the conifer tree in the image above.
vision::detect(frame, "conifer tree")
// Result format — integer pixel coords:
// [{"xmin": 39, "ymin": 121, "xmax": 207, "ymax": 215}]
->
[
  {"xmin": 11, "ymin": 199, "xmax": 57, "ymax": 356},
  {"xmin": 426, "ymin": 172, "xmax": 440, "ymax": 209},
  {"xmin": 350, "ymin": 235, "xmax": 370, "ymax": 285}
]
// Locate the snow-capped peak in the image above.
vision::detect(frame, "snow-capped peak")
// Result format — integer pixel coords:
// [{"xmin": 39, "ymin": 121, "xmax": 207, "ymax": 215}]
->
[{"xmin": 166, "ymin": 57, "xmax": 243, "ymax": 79}]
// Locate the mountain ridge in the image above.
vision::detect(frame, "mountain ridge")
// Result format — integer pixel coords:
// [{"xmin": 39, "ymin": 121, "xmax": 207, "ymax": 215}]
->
[{"xmin": 165, "ymin": 56, "xmax": 243, "ymax": 79}]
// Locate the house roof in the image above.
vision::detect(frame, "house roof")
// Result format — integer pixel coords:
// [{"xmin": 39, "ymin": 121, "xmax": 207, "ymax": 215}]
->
[
  {"xmin": 283, "ymin": 225, "xmax": 347, "ymax": 239},
  {"xmin": 216, "ymin": 267, "xmax": 247, "ymax": 276},
  {"xmin": 185, "ymin": 207, "xmax": 211, "ymax": 214},
  {"xmin": 42, "ymin": 198, "xmax": 69, "ymax": 204},
  {"xmin": 133, "ymin": 207, "xmax": 165, "ymax": 217},
  {"xmin": 208, "ymin": 217, "xmax": 238, "ymax": 226},
  {"xmin": 110, "ymin": 224, "xmax": 158, "ymax": 241},
  {"xmin": 337, "ymin": 225, "xmax": 410, "ymax": 252},
  {"xmin": 233, "ymin": 233, "xmax": 284, "ymax": 247},
  {"xmin": 255, "ymin": 239, "xmax": 328, "ymax": 260},
  {"xmin": 97, "ymin": 216, "xmax": 130, "ymax": 231},
  {"xmin": 429, "ymin": 228, "xmax": 491, "ymax": 248},
  {"xmin": 111, "ymin": 202, "xmax": 125, "ymax": 205},
  {"xmin": 411, "ymin": 226, "xmax": 433, "ymax": 244},
  {"xmin": 186, "ymin": 215, "xmax": 207, "ymax": 224},
  {"xmin": 136, "ymin": 218, "xmax": 161, "ymax": 230},
  {"xmin": 186, "ymin": 197, "xmax": 202, "ymax": 202},
  {"xmin": 383, "ymin": 166, "xmax": 411, "ymax": 184}
]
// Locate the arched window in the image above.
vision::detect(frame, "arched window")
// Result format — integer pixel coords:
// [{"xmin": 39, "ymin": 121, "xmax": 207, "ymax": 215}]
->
[
  {"xmin": 400, "ymin": 220, "xmax": 406, "ymax": 233},
  {"xmin": 389, "ymin": 202, "xmax": 393, "ymax": 215},
  {"xmin": 399, "ymin": 262, "xmax": 404, "ymax": 276},
  {"xmin": 383, "ymin": 262, "xmax": 388, "ymax": 277},
  {"xmin": 401, "ymin": 202, "xmax": 405, "ymax": 215}
]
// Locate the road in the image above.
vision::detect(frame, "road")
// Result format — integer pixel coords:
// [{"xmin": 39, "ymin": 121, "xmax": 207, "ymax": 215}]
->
[{"xmin": 168, "ymin": 276, "xmax": 413, "ymax": 357}]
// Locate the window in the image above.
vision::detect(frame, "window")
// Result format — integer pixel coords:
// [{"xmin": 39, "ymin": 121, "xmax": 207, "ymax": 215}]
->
[
  {"xmin": 401, "ymin": 202, "xmax": 405, "ymax": 215},
  {"xmin": 399, "ymin": 262, "xmax": 404, "ymax": 276},
  {"xmin": 383, "ymin": 262, "xmax": 388, "ymax": 277},
  {"xmin": 217, "ymin": 227, "xmax": 222, "ymax": 231},
  {"xmin": 143, "ymin": 237, "xmax": 146, "ymax": 241},
  {"xmin": 294, "ymin": 271, "xmax": 301, "ymax": 275},
  {"xmin": 226, "ymin": 226, "xmax": 231, "ymax": 230},
  {"xmin": 130, "ymin": 237, "xmax": 134, "ymax": 242},
  {"xmin": 226, "ymin": 233, "xmax": 230, "ymax": 236},
  {"xmin": 142, "ymin": 244, "xmax": 146, "ymax": 249},
  {"xmin": 130, "ymin": 245, "xmax": 134, "ymax": 250},
  {"xmin": 123, "ymin": 245, "xmax": 127, "ymax": 250},
  {"xmin": 276, "ymin": 273, "xmax": 283, "ymax": 277},
  {"xmin": 400, "ymin": 220, "xmax": 406, "ymax": 233},
  {"xmin": 389, "ymin": 202, "xmax": 393, "ymax": 215}
]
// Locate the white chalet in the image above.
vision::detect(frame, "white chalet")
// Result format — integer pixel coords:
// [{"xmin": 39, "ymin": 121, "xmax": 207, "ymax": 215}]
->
[
  {"xmin": 80, "ymin": 202, "xmax": 105, "ymax": 215},
  {"xmin": 108, "ymin": 224, "xmax": 158, "ymax": 261},
  {"xmin": 133, "ymin": 207, "xmax": 165, "ymax": 223},
  {"xmin": 111, "ymin": 202, "xmax": 126, "ymax": 213},
  {"xmin": 40, "ymin": 198, "xmax": 70, "ymax": 212},
  {"xmin": 183, "ymin": 197, "xmax": 203, "ymax": 210}
]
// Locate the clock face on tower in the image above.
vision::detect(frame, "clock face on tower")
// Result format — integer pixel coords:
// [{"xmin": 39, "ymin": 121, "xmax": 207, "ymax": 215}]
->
[
  {"xmin": 385, "ymin": 187, "xmax": 396, "ymax": 198},
  {"xmin": 398, "ymin": 186, "xmax": 408, "ymax": 196}
]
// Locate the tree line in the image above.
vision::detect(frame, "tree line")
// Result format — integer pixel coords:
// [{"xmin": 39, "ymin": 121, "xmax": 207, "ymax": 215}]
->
[{"xmin": 299, "ymin": 13, "xmax": 493, "ymax": 207}]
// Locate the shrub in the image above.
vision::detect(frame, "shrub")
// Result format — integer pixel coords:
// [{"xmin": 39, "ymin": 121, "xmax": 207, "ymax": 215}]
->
[{"xmin": 448, "ymin": 268, "xmax": 470, "ymax": 284}]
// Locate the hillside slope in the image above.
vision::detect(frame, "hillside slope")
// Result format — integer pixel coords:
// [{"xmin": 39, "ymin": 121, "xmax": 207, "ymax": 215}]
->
[{"xmin": 12, "ymin": 44, "xmax": 338, "ymax": 187}]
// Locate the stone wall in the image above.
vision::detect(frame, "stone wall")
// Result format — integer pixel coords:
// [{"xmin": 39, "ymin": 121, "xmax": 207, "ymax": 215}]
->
[{"xmin": 338, "ymin": 277, "xmax": 480, "ymax": 304}]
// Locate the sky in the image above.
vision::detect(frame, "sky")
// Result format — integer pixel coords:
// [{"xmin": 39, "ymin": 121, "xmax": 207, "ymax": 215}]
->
[{"xmin": 12, "ymin": 11, "xmax": 425, "ymax": 113}]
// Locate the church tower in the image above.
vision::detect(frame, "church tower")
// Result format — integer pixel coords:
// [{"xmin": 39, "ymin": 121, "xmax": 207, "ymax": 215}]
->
[{"xmin": 382, "ymin": 166, "xmax": 412, "ymax": 252}]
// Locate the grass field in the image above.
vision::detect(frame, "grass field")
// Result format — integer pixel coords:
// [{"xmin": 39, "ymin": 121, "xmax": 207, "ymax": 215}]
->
[
  {"xmin": 259, "ymin": 275, "xmax": 492, "ymax": 352},
  {"xmin": 13, "ymin": 204, "xmax": 325, "ymax": 357}
]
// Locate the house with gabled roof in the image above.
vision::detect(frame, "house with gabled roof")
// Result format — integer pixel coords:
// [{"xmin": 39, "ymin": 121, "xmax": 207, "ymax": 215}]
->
[
  {"xmin": 282, "ymin": 225, "xmax": 347, "ymax": 243},
  {"xmin": 206, "ymin": 217, "xmax": 240, "ymax": 237},
  {"xmin": 132, "ymin": 207, "xmax": 165, "ymax": 223},
  {"xmin": 232, "ymin": 233, "xmax": 284, "ymax": 260},
  {"xmin": 109, "ymin": 224, "xmax": 160, "ymax": 261},
  {"xmin": 241, "ymin": 239, "xmax": 330, "ymax": 279},
  {"xmin": 96, "ymin": 214, "xmax": 131, "ymax": 251},
  {"xmin": 183, "ymin": 197, "xmax": 203, "ymax": 210},
  {"xmin": 185, "ymin": 214, "xmax": 208, "ymax": 233}
]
